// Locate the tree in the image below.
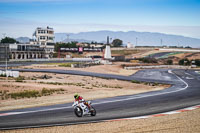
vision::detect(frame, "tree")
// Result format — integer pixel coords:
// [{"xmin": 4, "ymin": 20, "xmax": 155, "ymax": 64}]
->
[
  {"xmin": 179, "ymin": 58, "xmax": 191, "ymax": 66},
  {"xmin": 195, "ymin": 59, "xmax": 200, "ymax": 66},
  {"xmin": 112, "ymin": 39, "xmax": 123, "ymax": 47},
  {"xmin": 1, "ymin": 37, "xmax": 19, "ymax": 44},
  {"xmin": 166, "ymin": 60, "xmax": 173, "ymax": 65},
  {"xmin": 54, "ymin": 42, "xmax": 77, "ymax": 51},
  {"xmin": 138, "ymin": 58, "xmax": 158, "ymax": 63},
  {"xmin": 185, "ymin": 46, "xmax": 192, "ymax": 48}
]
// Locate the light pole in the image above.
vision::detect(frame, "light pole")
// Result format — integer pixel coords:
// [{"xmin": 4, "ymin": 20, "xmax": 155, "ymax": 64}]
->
[
  {"xmin": 136, "ymin": 37, "xmax": 138, "ymax": 46},
  {"xmin": 2, "ymin": 33, "xmax": 8, "ymax": 78},
  {"xmin": 67, "ymin": 34, "xmax": 70, "ymax": 42},
  {"xmin": 2, "ymin": 33, "xmax": 8, "ymax": 76},
  {"xmin": 184, "ymin": 59, "xmax": 188, "ymax": 71},
  {"xmin": 6, "ymin": 43, "xmax": 8, "ymax": 75}
]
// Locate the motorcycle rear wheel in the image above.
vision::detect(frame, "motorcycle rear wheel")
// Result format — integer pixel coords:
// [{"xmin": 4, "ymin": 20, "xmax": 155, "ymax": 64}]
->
[{"xmin": 90, "ymin": 106, "xmax": 96, "ymax": 116}]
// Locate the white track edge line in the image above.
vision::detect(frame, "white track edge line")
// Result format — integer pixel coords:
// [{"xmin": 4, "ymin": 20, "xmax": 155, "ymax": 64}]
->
[
  {"xmin": 0, "ymin": 69, "xmax": 189, "ymax": 117},
  {"xmin": 1, "ymin": 104, "xmax": 199, "ymax": 130}
]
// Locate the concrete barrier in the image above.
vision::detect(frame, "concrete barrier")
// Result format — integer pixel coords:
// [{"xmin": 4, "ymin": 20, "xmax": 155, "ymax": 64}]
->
[
  {"xmin": 124, "ymin": 65, "xmax": 189, "ymax": 70},
  {"xmin": 0, "ymin": 70, "xmax": 19, "ymax": 77},
  {"xmin": 159, "ymin": 48, "xmax": 200, "ymax": 52},
  {"xmin": 9, "ymin": 58, "xmax": 95, "ymax": 62}
]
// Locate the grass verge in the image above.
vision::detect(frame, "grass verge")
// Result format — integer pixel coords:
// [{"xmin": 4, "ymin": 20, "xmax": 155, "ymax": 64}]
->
[
  {"xmin": 0, "ymin": 88, "xmax": 66, "ymax": 100},
  {"xmin": 111, "ymin": 49, "xmax": 139, "ymax": 56},
  {"xmin": 45, "ymin": 62, "xmax": 81, "ymax": 67},
  {"xmin": 132, "ymin": 80, "xmax": 162, "ymax": 86},
  {"xmin": 39, "ymin": 81, "xmax": 85, "ymax": 87}
]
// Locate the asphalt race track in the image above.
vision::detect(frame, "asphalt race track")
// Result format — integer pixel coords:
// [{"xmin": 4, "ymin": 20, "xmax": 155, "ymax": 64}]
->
[{"xmin": 0, "ymin": 69, "xmax": 200, "ymax": 130}]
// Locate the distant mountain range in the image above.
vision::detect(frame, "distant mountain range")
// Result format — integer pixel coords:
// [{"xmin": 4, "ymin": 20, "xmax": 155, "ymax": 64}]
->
[
  {"xmin": 16, "ymin": 31, "xmax": 200, "ymax": 48},
  {"xmin": 16, "ymin": 37, "xmax": 30, "ymax": 43},
  {"xmin": 55, "ymin": 31, "xmax": 200, "ymax": 48}
]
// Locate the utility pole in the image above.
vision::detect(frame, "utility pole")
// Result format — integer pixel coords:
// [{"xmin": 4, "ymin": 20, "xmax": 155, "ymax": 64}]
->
[
  {"xmin": 67, "ymin": 34, "xmax": 70, "ymax": 42},
  {"xmin": 161, "ymin": 39, "xmax": 163, "ymax": 46},
  {"xmin": 136, "ymin": 37, "xmax": 138, "ymax": 46},
  {"xmin": 2, "ymin": 33, "xmax": 6, "ymax": 39},
  {"xmin": 2, "ymin": 33, "xmax": 8, "ymax": 77}
]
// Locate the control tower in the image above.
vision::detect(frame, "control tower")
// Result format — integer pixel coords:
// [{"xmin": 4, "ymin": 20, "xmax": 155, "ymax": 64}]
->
[{"xmin": 104, "ymin": 36, "xmax": 112, "ymax": 59}]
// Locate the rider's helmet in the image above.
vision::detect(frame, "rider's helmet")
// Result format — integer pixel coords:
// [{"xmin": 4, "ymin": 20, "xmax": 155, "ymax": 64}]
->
[{"xmin": 74, "ymin": 93, "xmax": 79, "ymax": 99}]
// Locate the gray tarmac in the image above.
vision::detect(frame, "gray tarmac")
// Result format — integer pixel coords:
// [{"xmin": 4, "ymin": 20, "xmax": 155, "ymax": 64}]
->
[{"xmin": 0, "ymin": 69, "xmax": 200, "ymax": 130}]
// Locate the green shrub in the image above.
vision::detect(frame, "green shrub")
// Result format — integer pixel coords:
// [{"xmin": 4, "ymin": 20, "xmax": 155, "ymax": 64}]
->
[
  {"xmin": 152, "ymin": 82, "xmax": 159, "ymax": 86},
  {"xmin": 166, "ymin": 60, "xmax": 173, "ymax": 65},
  {"xmin": 114, "ymin": 85, "xmax": 123, "ymax": 89},
  {"xmin": 1, "ymin": 88, "xmax": 66, "ymax": 100},
  {"xmin": 179, "ymin": 58, "xmax": 191, "ymax": 66},
  {"xmin": 41, "ymin": 88, "xmax": 55, "ymax": 96},
  {"xmin": 41, "ymin": 88, "xmax": 65, "ymax": 96},
  {"xmin": 15, "ymin": 76, "xmax": 25, "ymax": 82},
  {"xmin": 131, "ymin": 80, "xmax": 141, "ymax": 84},
  {"xmin": 0, "ymin": 74, "xmax": 6, "ymax": 77},
  {"xmin": 58, "ymin": 62, "xmax": 80, "ymax": 67},
  {"xmin": 85, "ymin": 87, "xmax": 93, "ymax": 89},
  {"xmin": 194, "ymin": 59, "xmax": 200, "ymax": 66},
  {"xmin": 9, "ymin": 90, "xmax": 40, "ymax": 99},
  {"xmin": 16, "ymin": 80, "xmax": 23, "ymax": 82},
  {"xmin": 138, "ymin": 58, "xmax": 158, "ymax": 63},
  {"xmin": 59, "ymin": 88, "xmax": 65, "ymax": 91},
  {"xmin": 111, "ymin": 50, "xmax": 138, "ymax": 56}
]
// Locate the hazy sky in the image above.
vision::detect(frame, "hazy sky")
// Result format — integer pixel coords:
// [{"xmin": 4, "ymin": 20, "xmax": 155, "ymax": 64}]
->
[{"xmin": 0, "ymin": 0, "xmax": 200, "ymax": 38}]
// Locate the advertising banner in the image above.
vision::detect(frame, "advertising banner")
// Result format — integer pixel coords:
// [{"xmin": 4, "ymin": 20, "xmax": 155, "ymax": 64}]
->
[{"xmin": 60, "ymin": 47, "xmax": 102, "ymax": 52}]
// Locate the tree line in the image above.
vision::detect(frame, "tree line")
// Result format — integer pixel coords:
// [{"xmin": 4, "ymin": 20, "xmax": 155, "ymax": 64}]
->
[{"xmin": 0, "ymin": 37, "xmax": 19, "ymax": 44}]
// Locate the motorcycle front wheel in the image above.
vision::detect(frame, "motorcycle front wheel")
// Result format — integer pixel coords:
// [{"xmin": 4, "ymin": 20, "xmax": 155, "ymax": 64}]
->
[{"xmin": 74, "ymin": 106, "xmax": 83, "ymax": 117}]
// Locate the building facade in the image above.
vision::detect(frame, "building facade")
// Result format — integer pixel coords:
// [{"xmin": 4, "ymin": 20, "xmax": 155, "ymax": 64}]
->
[
  {"xmin": 127, "ymin": 42, "xmax": 135, "ymax": 48},
  {"xmin": 31, "ymin": 26, "xmax": 55, "ymax": 58},
  {"xmin": 9, "ymin": 44, "xmax": 45, "ymax": 60}
]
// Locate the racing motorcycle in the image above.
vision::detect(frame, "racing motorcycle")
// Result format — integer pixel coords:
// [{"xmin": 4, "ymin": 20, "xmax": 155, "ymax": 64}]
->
[{"xmin": 72, "ymin": 101, "xmax": 96, "ymax": 117}]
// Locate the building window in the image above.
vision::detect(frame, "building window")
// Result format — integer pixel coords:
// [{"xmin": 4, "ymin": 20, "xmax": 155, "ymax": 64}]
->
[
  {"xmin": 38, "ymin": 30, "xmax": 47, "ymax": 34},
  {"xmin": 40, "ymin": 36, "xmax": 46, "ymax": 40},
  {"xmin": 48, "ymin": 37, "xmax": 53, "ymax": 40},
  {"xmin": 49, "ymin": 31, "xmax": 53, "ymax": 34}
]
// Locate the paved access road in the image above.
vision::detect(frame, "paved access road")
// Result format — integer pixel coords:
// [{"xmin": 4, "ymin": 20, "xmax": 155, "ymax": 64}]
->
[{"xmin": 0, "ymin": 69, "xmax": 200, "ymax": 130}]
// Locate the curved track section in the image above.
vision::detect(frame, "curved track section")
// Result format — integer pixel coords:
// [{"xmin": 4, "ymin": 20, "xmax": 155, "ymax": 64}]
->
[{"xmin": 0, "ymin": 69, "xmax": 200, "ymax": 130}]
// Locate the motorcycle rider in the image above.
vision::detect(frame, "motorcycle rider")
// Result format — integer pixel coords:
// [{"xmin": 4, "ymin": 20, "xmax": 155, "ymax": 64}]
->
[{"xmin": 74, "ymin": 94, "xmax": 91, "ymax": 111}]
